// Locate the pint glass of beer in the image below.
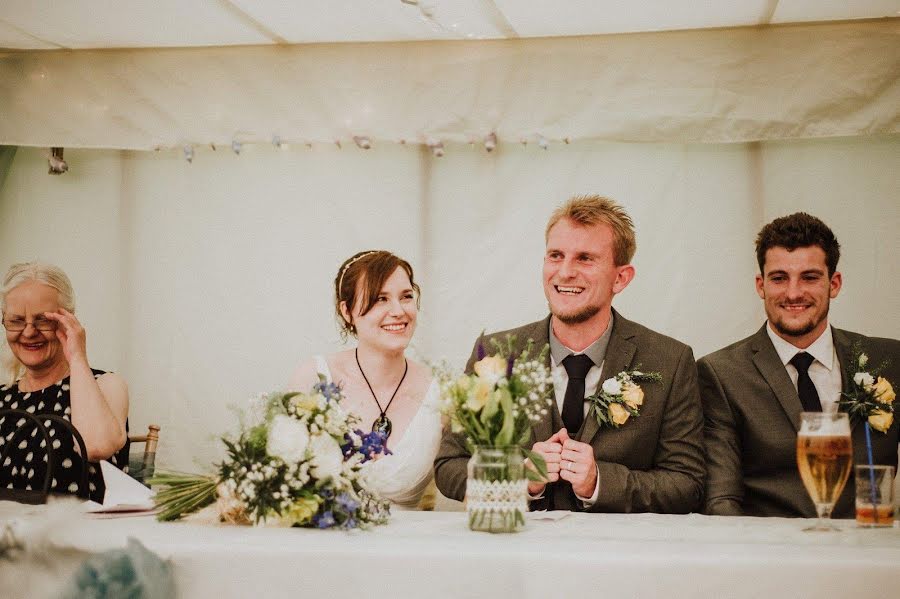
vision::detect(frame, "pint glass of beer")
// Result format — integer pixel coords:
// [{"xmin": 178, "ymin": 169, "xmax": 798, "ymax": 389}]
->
[
  {"xmin": 855, "ymin": 465, "xmax": 895, "ymax": 527},
  {"xmin": 797, "ymin": 412, "xmax": 852, "ymax": 531}
]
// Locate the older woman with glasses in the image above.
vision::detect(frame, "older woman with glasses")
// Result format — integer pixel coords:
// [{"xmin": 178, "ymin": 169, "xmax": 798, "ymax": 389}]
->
[{"xmin": 0, "ymin": 262, "xmax": 129, "ymax": 502}]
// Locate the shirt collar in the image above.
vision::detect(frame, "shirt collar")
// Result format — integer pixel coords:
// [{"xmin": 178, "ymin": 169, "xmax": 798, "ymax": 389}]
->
[
  {"xmin": 766, "ymin": 321, "xmax": 835, "ymax": 371},
  {"xmin": 549, "ymin": 314, "xmax": 614, "ymax": 367}
]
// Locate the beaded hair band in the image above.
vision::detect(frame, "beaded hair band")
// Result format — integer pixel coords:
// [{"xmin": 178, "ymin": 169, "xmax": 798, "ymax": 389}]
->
[{"xmin": 337, "ymin": 250, "xmax": 381, "ymax": 298}]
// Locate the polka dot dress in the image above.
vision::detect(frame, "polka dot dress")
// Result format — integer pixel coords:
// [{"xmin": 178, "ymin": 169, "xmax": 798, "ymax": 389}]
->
[{"xmin": 0, "ymin": 369, "xmax": 129, "ymax": 502}]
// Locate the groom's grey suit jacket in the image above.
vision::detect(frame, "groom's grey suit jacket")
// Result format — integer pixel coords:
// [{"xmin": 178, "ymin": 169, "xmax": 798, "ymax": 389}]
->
[
  {"xmin": 433, "ymin": 310, "xmax": 705, "ymax": 513},
  {"xmin": 699, "ymin": 325, "xmax": 899, "ymax": 518}
]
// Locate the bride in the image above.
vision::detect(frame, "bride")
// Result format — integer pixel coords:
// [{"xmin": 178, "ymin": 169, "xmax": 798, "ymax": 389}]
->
[{"xmin": 288, "ymin": 250, "xmax": 441, "ymax": 509}]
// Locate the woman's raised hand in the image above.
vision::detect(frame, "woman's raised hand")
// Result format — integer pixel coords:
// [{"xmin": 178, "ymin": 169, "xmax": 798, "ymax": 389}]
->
[{"xmin": 44, "ymin": 308, "xmax": 88, "ymax": 365}]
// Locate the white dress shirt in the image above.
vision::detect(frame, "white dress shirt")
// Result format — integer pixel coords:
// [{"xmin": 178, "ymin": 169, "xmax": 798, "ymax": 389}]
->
[
  {"xmin": 550, "ymin": 346, "xmax": 608, "ymax": 418},
  {"xmin": 531, "ymin": 316, "xmax": 614, "ymax": 507},
  {"xmin": 766, "ymin": 322, "xmax": 843, "ymax": 413}
]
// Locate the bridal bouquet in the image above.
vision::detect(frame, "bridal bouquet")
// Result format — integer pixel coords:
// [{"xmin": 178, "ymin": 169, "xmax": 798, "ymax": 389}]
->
[{"xmin": 150, "ymin": 379, "xmax": 391, "ymax": 529}]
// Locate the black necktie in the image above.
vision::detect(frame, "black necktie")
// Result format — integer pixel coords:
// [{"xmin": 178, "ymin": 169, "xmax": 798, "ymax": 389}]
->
[
  {"xmin": 790, "ymin": 352, "xmax": 822, "ymax": 412},
  {"xmin": 561, "ymin": 354, "xmax": 594, "ymax": 434}
]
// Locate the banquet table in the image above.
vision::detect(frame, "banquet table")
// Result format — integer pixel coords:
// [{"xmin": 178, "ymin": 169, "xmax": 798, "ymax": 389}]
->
[{"xmin": 2, "ymin": 503, "xmax": 899, "ymax": 599}]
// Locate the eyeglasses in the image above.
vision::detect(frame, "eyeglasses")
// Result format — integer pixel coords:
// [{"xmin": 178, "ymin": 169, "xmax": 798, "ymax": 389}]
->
[{"xmin": 1, "ymin": 317, "xmax": 58, "ymax": 332}]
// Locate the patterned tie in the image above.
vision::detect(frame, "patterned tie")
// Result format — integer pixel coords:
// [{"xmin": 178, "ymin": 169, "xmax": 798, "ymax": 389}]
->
[
  {"xmin": 561, "ymin": 354, "xmax": 595, "ymax": 434},
  {"xmin": 790, "ymin": 352, "xmax": 822, "ymax": 412}
]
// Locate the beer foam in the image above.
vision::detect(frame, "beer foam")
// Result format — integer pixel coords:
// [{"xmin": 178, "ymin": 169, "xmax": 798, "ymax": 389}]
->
[{"xmin": 799, "ymin": 426, "xmax": 850, "ymax": 436}]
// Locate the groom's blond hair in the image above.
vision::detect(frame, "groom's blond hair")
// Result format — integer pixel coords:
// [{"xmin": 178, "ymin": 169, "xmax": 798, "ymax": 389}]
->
[{"xmin": 545, "ymin": 195, "xmax": 636, "ymax": 266}]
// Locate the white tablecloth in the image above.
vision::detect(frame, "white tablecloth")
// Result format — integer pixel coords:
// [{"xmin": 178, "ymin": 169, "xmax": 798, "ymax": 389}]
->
[{"xmin": 2, "ymin": 503, "xmax": 899, "ymax": 599}]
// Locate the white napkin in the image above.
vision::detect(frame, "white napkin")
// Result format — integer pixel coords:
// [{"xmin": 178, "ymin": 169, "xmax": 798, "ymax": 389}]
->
[
  {"xmin": 526, "ymin": 510, "xmax": 570, "ymax": 521},
  {"xmin": 83, "ymin": 460, "xmax": 155, "ymax": 513}
]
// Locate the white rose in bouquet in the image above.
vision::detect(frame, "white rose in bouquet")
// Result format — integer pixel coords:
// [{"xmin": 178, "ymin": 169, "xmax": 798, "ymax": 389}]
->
[
  {"xmin": 854, "ymin": 372, "xmax": 875, "ymax": 388},
  {"xmin": 267, "ymin": 414, "xmax": 309, "ymax": 463},
  {"xmin": 602, "ymin": 377, "xmax": 622, "ymax": 395},
  {"xmin": 309, "ymin": 433, "xmax": 344, "ymax": 480}
]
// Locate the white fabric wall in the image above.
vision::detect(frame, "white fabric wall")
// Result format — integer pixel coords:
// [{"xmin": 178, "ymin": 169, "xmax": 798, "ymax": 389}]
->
[
  {"xmin": 1, "ymin": 21, "xmax": 897, "ymax": 149},
  {"xmin": 1, "ymin": 137, "xmax": 898, "ymax": 471}
]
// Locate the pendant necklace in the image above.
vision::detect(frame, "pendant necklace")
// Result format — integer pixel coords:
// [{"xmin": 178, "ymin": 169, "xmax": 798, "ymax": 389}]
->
[{"xmin": 355, "ymin": 348, "xmax": 408, "ymax": 440}]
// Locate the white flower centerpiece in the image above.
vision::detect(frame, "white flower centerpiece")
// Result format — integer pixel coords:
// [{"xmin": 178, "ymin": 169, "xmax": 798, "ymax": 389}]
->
[{"xmin": 151, "ymin": 378, "xmax": 391, "ymax": 529}]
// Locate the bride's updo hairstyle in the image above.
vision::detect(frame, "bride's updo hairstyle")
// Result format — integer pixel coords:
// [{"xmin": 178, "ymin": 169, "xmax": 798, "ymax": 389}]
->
[{"xmin": 334, "ymin": 250, "xmax": 420, "ymax": 340}]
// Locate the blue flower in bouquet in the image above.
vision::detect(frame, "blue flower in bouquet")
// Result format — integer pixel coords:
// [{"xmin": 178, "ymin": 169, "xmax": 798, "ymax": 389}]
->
[
  {"xmin": 336, "ymin": 492, "xmax": 360, "ymax": 513},
  {"xmin": 313, "ymin": 380, "xmax": 343, "ymax": 402},
  {"xmin": 344, "ymin": 429, "xmax": 392, "ymax": 462},
  {"xmin": 314, "ymin": 510, "xmax": 336, "ymax": 529}
]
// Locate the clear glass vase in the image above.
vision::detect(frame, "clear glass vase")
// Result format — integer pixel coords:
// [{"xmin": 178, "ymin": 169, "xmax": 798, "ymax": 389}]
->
[{"xmin": 466, "ymin": 446, "xmax": 527, "ymax": 533}]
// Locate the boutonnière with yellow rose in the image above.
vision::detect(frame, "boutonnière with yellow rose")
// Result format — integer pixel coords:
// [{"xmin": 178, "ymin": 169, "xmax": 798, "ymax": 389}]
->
[
  {"xmin": 586, "ymin": 369, "xmax": 662, "ymax": 429},
  {"xmin": 838, "ymin": 344, "xmax": 895, "ymax": 433}
]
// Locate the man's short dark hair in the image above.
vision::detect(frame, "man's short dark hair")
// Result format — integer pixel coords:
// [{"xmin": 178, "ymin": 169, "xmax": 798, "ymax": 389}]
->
[{"xmin": 755, "ymin": 212, "xmax": 841, "ymax": 275}]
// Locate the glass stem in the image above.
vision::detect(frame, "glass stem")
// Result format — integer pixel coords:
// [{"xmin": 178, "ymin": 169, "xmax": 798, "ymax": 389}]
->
[{"xmin": 816, "ymin": 502, "xmax": 833, "ymax": 525}]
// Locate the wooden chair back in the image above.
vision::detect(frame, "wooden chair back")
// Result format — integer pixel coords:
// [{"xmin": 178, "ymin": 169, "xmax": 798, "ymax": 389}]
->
[{"xmin": 127, "ymin": 424, "xmax": 160, "ymax": 485}]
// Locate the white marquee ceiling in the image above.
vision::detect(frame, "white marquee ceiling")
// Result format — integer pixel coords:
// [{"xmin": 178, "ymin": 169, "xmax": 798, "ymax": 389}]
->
[{"xmin": 1, "ymin": 0, "xmax": 898, "ymax": 50}]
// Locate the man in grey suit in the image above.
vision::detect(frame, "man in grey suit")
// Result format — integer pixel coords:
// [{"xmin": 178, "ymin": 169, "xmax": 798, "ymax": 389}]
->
[
  {"xmin": 700, "ymin": 212, "xmax": 899, "ymax": 518},
  {"xmin": 434, "ymin": 195, "xmax": 705, "ymax": 513}
]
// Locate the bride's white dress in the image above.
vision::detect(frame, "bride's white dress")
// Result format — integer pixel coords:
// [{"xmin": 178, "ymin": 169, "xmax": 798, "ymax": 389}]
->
[{"xmin": 313, "ymin": 356, "xmax": 442, "ymax": 510}]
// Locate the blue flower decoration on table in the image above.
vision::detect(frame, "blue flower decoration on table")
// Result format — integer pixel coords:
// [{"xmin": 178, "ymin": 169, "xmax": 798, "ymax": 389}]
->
[{"xmin": 60, "ymin": 538, "xmax": 175, "ymax": 599}]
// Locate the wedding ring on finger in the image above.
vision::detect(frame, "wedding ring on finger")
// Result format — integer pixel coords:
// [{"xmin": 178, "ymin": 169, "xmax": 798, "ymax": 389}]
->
[{"xmin": 564, "ymin": 460, "xmax": 573, "ymax": 471}]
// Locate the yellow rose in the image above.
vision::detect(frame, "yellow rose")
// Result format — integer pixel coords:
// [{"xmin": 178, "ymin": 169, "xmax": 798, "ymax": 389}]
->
[
  {"xmin": 621, "ymin": 382, "xmax": 644, "ymax": 410},
  {"xmin": 871, "ymin": 377, "xmax": 896, "ymax": 405},
  {"xmin": 473, "ymin": 355, "xmax": 507, "ymax": 385},
  {"xmin": 282, "ymin": 497, "xmax": 321, "ymax": 526},
  {"xmin": 466, "ymin": 379, "xmax": 493, "ymax": 412},
  {"xmin": 292, "ymin": 393, "xmax": 320, "ymax": 412},
  {"xmin": 868, "ymin": 409, "xmax": 894, "ymax": 433},
  {"xmin": 608, "ymin": 403, "xmax": 630, "ymax": 426}
]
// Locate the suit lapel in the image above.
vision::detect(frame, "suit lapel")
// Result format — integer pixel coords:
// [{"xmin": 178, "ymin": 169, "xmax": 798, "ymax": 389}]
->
[
  {"xmin": 580, "ymin": 312, "xmax": 636, "ymax": 445},
  {"xmin": 832, "ymin": 327, "xmax": 860, "ymax": 432},
  {"xmin": 832, "ymin": 327, "xmax": 852, "ymax": 393},
  {"xmin": 750, "ymin": 325, "xmax": 803, "ymax": 432}
]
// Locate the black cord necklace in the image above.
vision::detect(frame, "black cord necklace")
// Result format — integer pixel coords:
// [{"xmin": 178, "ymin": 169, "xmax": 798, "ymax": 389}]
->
[{"xmin": 355, "ymin": 348, "xmax": 408, "ymax": 440}]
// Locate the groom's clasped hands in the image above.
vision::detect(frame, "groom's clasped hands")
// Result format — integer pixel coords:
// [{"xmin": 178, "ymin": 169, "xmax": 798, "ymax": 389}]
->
[{"xmin": 528, "ymin": 428, "xmax": 598, "ymax": 498}]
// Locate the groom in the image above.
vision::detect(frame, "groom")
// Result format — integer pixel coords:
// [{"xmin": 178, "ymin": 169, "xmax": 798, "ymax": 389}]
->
[{"xmin": 434, "ymin": 195, "xmax": 705, "ymax": 512}]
